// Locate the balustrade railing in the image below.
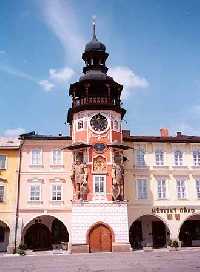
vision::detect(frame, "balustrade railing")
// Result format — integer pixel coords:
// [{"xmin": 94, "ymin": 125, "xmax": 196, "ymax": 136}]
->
[{"xmin": 72, "ymin": 97, "xmax": 120, "ymax": 108}]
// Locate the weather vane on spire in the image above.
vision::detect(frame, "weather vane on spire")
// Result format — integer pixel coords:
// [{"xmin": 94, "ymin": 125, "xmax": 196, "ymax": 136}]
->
[{"xmin": 92, "ymin": 15, "xmax": 97, "ymax": 39}]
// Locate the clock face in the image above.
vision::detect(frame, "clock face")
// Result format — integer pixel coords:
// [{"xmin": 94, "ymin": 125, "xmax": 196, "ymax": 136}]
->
[{"xmin": 90, "ymin": 113, "xmax": 108, "ymax": 132}]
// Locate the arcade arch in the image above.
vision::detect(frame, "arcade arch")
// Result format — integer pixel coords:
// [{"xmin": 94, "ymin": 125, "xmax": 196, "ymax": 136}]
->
[
  {"xmin": 129, "ymin": 214, "xmax": 170, "ymax": 249},
  {"xmin": 0, "ymin": 220, "xmax": 10, "ymax": 252},
  {"xmin": 179, "ymin": 213, "xmax": 200, "ymax": 247},
  {"xmin": 22, "ymin": 215, "xmax": 69, "ymax": 251}
]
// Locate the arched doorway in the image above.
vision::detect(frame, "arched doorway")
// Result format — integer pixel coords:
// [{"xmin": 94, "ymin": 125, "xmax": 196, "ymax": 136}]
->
[
  {"xmin": 88, "ymin": 223, "xmax": 112, "ymax": 253},
  {"xmin": 0, "ymin": 221, "xmax": 10, "ymax": 252},
  {"xmin": 179, "ymin": 214, "xmax": 200, "ymax": 247},
  {"xmin": 24, "ymin": 223, "xmax": 51, "ymax": 250},
  {"xmin": 23, "ymin": 215, "xmax": 69, "ymax": 251},
  {"xmin": 129, "ymin": 215, "xmax": 170, "ymax": 249}
]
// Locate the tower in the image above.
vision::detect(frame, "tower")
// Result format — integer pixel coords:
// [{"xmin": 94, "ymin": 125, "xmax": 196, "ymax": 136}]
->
[{"xmin": 67, "ymin": 21, "xmax": 130, "ymax": 253}]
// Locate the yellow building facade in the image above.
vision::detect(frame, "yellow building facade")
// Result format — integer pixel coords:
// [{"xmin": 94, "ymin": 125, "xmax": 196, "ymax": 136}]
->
[
  {"xmin": 124, "ymin": 129, "xmax": 200, "ymax": 249},
  {"xmin": 0, "ymin": 138, "xmax": 20, "ymax": 252}
]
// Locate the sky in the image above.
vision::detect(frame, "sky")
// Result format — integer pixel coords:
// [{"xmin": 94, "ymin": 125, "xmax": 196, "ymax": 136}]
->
[{"xmin": 1, "ymin": 0, "xmax": 200, "ymax": 137}]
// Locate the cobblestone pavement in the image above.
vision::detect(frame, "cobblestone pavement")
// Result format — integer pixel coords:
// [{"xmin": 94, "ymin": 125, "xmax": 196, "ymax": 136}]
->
[{"xmin": 1, "ymin": 249, "xmax": 200, "ymax": 272}]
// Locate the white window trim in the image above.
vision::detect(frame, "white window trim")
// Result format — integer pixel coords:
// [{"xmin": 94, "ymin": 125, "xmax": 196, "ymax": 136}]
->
[
  {"xmin": 76, "ymin": 118, "xmax": 84, "ymax": 131},
  {"xmin": 176, "ymin": 178, "xmax": 187, "ymax": 200},
  {"xmin": 93, "ymin": 175, "xmax": 106, "ymax": 195},
  {"xmin": 155, "ymin": 149, "xmax": 164, "ymax": 166},
  {"xmin": 195, "ymin": 178, "xmax": 200, "ymax": 199},
  {"xmin": 136, "ymin": 178, "xmax": 148, "ymax": 200},
  {"xmin": 51, "ymin": 149, "xmax": 63, "ymax": 165},
  {"xmin": 156, "ymin": 177, "xmax": 167, "ymax": 200},
  {"xmin": 29, "ymin": 183, "xmax": 42, "ymax": 202},
  {"xmin": 135, "ymin": 145, "xmax": 146, "ymax": 167},
  {"xmin": 174, "ymin": 150, "xmax": 183, "ymax": 166},
  {"xmin": 0, "ymin": 183, "xmax": 5, "ymax": 202},
  {"xmin": 31, "ymin": 148, "xmax": 43, "ymax": 166},
  {"xmin": 51, "ymin": 183, "xmax": 63, "ymax": 201},
  {"xmin": 0, "ymin": 155, "xmax": 7, "ymax": 170}
]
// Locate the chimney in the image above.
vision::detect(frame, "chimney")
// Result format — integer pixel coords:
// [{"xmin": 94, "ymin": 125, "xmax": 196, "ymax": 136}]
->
[
  {"xmin": 160, "ymin": 128, "xmax": 169, "ymax": 137},
  {"xmin": 122, "ymin": 130, "xmax": 130, "ymax": 137},
  {"xmin": 177, "ymin": 131, "xmax": 182, "ymax": 137}
]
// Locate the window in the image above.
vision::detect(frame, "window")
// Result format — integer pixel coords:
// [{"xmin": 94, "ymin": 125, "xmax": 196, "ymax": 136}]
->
[
  {"xmin": 52, "ymin": 150, "xmax": 62, "ymax": 165},
  {"xmin": 94, "ymin": 175, "xmax": 105, "ymax": 194},
  {"xmin": 174, "ymin": 150, "xmax": 183, "ymax": 166},
  {"xmin": 176, "ymin": 179, "xmax": 186, "ymax": 199},
  {"xmin": 137, "ymin": 179, "xmax": 147, "ymax": 199},
  {"xmin": 30, "ymin": 185, "xmax": 40, "ymax": 201},
  {"xmin": 77, "ymin": 120, "xmax": 84, "ymax": 130},
  {"xmin": 52, "ymin": 184, "xmax": 62, "ymax": 201},
  {"xmin": 155, "ymin": 150, "xmax": 164, "ymax": 166},
  {"xmin": 196, "ymin": 179, "xmax": 200, "ymax": 199},
  {"xmin": 32, "ymin": 149, "xmax": 42, "ymax": 165},
  {"xmin": 157, "ymin": 178, "xmax": 166, "ymax": 199},
  {"xmin": 136, "ymin": 148, "xmax": 145, "ymax": 167},
  {"xmin": 113, "ymin": 120, "xmax": 119, "ymax": 131},
  {"xmin": 0, "ymin": 186, "xmax": 4, "ymax": 202},
  {"xmin": 0, "ymin": 155, "xmax": 6, "ymax": 169},
  {"xmin": 193, "ymin": 151, "xmax": 200, "ymax": 166}
]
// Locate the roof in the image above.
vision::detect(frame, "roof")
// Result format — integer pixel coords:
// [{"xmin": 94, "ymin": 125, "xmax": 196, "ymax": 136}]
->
[
  {"xmin": 123, "ymin": 134, "xmax": 200, "ymax": 144},
  {"xmin": 0, "ymin": 137, "xmax": 20, "ymax": 149},
  {"xmin": 19, "ymin": 131, "xmax": 71, "ymax": 141}
]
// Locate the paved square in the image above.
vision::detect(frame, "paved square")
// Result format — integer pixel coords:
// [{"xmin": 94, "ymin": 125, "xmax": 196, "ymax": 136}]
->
[{"xmin": 1, "ymin": 250, "xmax": 200, "ymax": 272}]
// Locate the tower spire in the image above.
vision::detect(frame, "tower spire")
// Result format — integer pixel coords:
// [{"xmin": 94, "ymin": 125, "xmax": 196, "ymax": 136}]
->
[{"xmin": 92, "ymin": 15, "xmax": 97, "ymax": 40}]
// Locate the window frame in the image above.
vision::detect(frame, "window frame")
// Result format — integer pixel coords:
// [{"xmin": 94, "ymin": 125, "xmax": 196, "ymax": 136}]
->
[
  {"xmin": 174, "ymin": 150, "xmax": 183, "ymax": 166},
  {"xmin": 196, "ymin": 179, "xmax": 200, "ymax": 199},
  {"xmin": 157, "ymin": 178, "xmax": 167, "ymax": 199},
  {"xmin": 0, "ymin": 155, "xmax": 7, "ymax": 170},
  {"xmin": 193, "ymin": 150, "xmax": 200, "ymax": 166},
  {"xmin": 135, "ymin": 147, "xmax": 146, "ymax": 167},
  {"xmin": 29, "ymin": 183, "xmax": 41, "ymax": 201},
  {"xmin": 136, "ymin": 178, "xmax": 148, "ymax": 200},
  {"xmin": 176, "ymin": 178, "xmax": 187, "ymax": 200},
  {"xmin": 51, "ymin": 183, "xmax": 62, "ymax": 201},
  {"xmin": 52, "ymin": 149, "xmax": 63, "ymax": 165},
  {"xmin": 0, "ymin": 185, "xmax": 5, "ymax": 202},
  {"xmin": 77, "ymin": 119, "xmax": 84, "ymax": 131},
  {"xmin": 31, "ymin": 148, "xmax": 42, "ymax": 166},
  {"xmin": 155, "ymin": 149, "xmax": 164, "ymax": 166},
  {"xmin": 93, "ymin": 175, "xmax": 106, "ymax": 195}
]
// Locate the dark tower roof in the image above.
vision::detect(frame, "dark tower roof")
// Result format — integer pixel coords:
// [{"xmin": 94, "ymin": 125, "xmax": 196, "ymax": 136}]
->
[
  {"xmin": 67, "ymin": 20, "xmax": 126, "ymax": 124},
  {"xmin": 85, "ymin": 21, "xmax": 106, "ymax": 52}
]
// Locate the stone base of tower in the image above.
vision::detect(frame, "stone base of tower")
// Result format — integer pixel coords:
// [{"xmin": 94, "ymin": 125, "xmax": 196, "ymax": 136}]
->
[{"xmin": 72, "ymin": 201, "xmax": 131, "ymax": 253}]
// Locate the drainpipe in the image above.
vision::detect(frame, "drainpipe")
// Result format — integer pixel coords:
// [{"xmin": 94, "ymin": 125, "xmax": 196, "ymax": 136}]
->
[{"xmin": 14, "ymin": 139, "xmax": 23, "ymax": 253}]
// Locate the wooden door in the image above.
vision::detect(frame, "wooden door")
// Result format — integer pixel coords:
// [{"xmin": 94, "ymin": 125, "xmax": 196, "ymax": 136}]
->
[{"xmin": 89, "ymin": 224, "xmax": 112, "ymax": 252}]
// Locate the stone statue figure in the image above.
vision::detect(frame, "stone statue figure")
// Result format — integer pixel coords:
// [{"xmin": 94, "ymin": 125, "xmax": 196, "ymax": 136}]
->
[
  {"xmin": 71, "ymin": 159, "xmax": 88, "ymax": 200},
  {"xmin": 112, "ymin": 163, "xmax": 124, "ymax": 201}
]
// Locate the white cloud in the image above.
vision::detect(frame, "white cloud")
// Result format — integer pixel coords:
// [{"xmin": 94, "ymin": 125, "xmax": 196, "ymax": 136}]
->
[
  {"xmin": 108, "ymin": 66, "xmax": 149, "ymax": 99},
  {"xmin": 4, "ymin": 128, "xmax": 26, "ymax": 137},
  {"xmin": 39, "ymin": 80, "xmax": 55, "ymax": 92},
  {"xmin": 39, "ymin": 0, "xmax": 85, "ymax": 62},
  {"xmin": 0, "ymin": 65, "xmax": 34, "ymax": 81},
  {"xmin": 49, "ymin": 67, "xmax": 75, "ymax": 83}
]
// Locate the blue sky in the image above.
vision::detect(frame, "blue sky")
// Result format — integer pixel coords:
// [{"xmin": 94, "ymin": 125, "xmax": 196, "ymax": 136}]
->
[{"xmin": 1, "ymin": 0, "xmax": 200, "ymax": 137}]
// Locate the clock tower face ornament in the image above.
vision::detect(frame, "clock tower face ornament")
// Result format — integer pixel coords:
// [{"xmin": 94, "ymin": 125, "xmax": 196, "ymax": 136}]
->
[{"xmin": 90, "ymin": 113, "xmax": 108, "ymax": 132}]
